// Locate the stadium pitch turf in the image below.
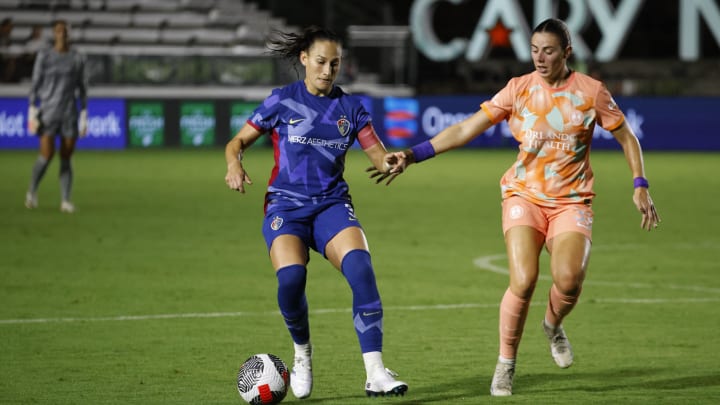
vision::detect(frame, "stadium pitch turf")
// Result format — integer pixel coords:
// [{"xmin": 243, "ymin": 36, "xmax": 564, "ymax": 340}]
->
[{"xmin": 1, "ymin": 148, "xmax": 719, "ymax": 404}]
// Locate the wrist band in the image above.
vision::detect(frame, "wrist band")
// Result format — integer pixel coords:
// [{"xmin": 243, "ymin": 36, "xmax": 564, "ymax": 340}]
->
[
  {"xmin": 410, "ymin": 140, "xmax": 436, "ymax": 163},
  {"xmin": 633, "ymin": 176, "xmax": 649, "ymax": 188}
]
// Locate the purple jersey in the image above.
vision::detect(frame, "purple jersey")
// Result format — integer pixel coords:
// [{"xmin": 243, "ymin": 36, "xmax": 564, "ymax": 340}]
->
[{"xmin": 247, "ymin": 81, "xmax": 371, "ymax": 213}]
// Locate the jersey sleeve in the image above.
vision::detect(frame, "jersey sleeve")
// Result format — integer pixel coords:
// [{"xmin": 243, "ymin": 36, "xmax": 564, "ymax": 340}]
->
[
  {"xmin": 247, "ymin": 89, "xmax": 282, "ymax": 132},
  {"xmin": 29, "ymin": 49, "xmax": 46, "ymax": 106},
  {"xmin": 347, "ymin": 94, "xmax": 373, "ymax": 147},
  {"xmin": 353, "ymin": 98, "xmax": 372, "ymax": 133},
  {"xmin": 76, "ymin": 52, "xmax": 88, "ymax": 109},
  {"xmin": 480, "ymin": 79, "xmax": 516, "ymax": 124},
  {"xmin": 594, "ymin": 83, "xmax": 625, "ymax": 131}
]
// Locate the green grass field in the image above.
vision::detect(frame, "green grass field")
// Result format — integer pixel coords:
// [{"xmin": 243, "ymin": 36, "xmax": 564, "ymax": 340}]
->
[{"xmin": 1, "ymin": 148, "xmax": 719, "ymax": 404}]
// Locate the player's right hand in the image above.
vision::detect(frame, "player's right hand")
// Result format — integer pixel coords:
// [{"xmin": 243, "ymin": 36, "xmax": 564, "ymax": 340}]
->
[
  {"xmin": 367, "ymin": 151, "xmax": 408, "ymax": 186},
  {"xmin": 225, "ymin": 163, "xmax": 252, "ymax": 193}
]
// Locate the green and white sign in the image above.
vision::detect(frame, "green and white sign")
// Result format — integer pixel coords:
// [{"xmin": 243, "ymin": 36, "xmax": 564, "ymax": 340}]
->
[
  {"xmin": 230, "ymin": 102, "xmax": 259, "ymax": 138},
  {"xmin": 180, "ymin": 102, "xmax": 215, "ymax": 147},
  {"xmin": 128, "ymin": 102, "xmax": 164, "ymax": 147}
]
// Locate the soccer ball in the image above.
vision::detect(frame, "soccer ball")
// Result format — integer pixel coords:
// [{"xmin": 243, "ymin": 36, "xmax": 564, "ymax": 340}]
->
[{"xmin": 237, "ymin": 353, "xmax": 290, "ymax": 405}]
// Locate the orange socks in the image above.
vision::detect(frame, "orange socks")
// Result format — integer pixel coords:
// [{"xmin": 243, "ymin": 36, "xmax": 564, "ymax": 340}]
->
[
  {"xmin": 544, "ymin": 284, "xmax": 581, "ymax": 328},
  {"xmin": 498, "ymin": 284, "xmax": 582, "ymax": 360},
  {"xmin": 498, "ymin": 288, "xmax": 530, "ymax": 360}
]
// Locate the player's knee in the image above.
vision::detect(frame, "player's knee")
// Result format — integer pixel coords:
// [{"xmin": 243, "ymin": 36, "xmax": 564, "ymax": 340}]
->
[
  {"xmin": 552, "ymin": 275, "xmax": 583, "ymax": 296},
  {"xmin": 341, "ymin": 249, "xmax": 375, "ymax": 286},
  {"xmin": 276, "ymin": 264, "xmax": 307, "ymax": 291},
  {"xmin": 509, "ymin": 270, "xmax": 538, "ymax": 298}
]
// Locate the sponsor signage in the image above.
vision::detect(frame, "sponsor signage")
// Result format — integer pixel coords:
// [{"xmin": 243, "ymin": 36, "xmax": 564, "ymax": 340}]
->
[
  {"xmin": 82, "ymin": 99, "xmax": 126, "ymax": 149},
  {"xmin": 0, "ymin": 98, "xmax": 34, "ymax": 149},
  {"xmin": 0, "ymin": 98, "xmax": 125, "ymax": 149},
  {"xmin": 410, "ymin": 0, "xmax": 720, "ymax": 62},
  {"xmin": 3, "ymin": 96, "xmax": 719, "ymax": 151},
  {"xmin": 180, "ymin": 102, "xmax": 216, "ymax": 147},
  {"xmin": 230, "ymin": 102, "xmax": 259, "ymax": 138},
  {"xmin": 372, "ymin": 95, "xmax": 720, "ymax": 151},
  {"xmin": 128, "ymin": 102, "xmax": 165, "ymax": 147}
]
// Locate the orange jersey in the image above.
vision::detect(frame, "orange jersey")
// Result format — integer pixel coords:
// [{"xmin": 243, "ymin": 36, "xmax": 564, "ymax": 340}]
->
[{"xmin": 481, "ymin": 71, "xmax": 625, "ymax": 207}]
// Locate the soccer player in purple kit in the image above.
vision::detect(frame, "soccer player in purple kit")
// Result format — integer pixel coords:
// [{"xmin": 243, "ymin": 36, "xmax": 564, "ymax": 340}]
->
[{"xmin": 224, "ymin": 26, "xmax": 407, "ymax": 399}]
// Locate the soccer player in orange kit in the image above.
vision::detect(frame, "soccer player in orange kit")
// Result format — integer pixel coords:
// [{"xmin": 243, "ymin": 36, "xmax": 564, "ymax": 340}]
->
[{"xmin": 375, "ymin": 18, "xmax": 660, "ymax": 396}]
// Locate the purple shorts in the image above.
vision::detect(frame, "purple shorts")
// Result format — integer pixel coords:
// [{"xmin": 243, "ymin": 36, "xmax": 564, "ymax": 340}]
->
[{"xmin": 262, "ymin": 200, "xmax": 362, "ymax": 257}]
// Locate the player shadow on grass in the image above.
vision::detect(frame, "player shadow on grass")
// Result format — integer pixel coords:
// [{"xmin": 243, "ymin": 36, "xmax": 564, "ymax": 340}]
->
[
  {"xmin": 518, "ymin": 367, "xmax": 720, "ymax": 393},
  {"xmin": 289, "ymin": 376, "xmax": 480, "ymax": 404},
  {"xmin": 277, "ymin": 369, "xmax": 719, "ymax": 402}
]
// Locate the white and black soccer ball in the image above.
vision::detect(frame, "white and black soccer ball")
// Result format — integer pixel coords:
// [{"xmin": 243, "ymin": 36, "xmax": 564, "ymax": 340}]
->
[{"xmin": 237, "ymin": 353, "xmax": 289, "ymax": 405}]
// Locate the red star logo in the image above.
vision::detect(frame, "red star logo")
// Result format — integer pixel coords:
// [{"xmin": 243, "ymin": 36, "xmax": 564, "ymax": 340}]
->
[{"xmin": 487, "ymin": 21, "xmax": 511, "ymax": 48}]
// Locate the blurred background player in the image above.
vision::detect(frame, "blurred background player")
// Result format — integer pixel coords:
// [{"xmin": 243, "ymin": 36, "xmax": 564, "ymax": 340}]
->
[
  {"xmin": 376, "ymin": 18, "xmax": 660, "ymax": 396},
  {"xmin": 25, "ymin": 19, "xmax": 88, "ymax": 213},
  {"xmin": 224, "ymin": 26, "xmax": 408, "ymax": 399}
]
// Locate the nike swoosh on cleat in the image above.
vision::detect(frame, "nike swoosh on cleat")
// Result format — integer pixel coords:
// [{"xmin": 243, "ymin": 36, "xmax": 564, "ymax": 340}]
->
[{"xmin": 289, "ymin": 118, "xmax": 305, "ymax": 124}]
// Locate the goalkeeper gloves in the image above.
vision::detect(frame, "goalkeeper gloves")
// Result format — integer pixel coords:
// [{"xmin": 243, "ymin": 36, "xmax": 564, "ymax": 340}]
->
[
  {"xmin": 79, "ymin": 109, "xmax": 88, "ymax": 137},
  {"xmin": 27, "ymin": 106, "xmax": 39, "ymax": 134}
]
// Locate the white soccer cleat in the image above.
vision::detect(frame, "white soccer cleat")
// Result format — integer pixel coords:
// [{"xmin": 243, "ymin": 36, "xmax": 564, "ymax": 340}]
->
[
  {"xmin": 490, "ymin": 360, "xmax": 515, "ymax": 396},
  {"xmin": 365, "ymin": 368, "xmax": 408, "ymax": 397},
  {"xmin": 290, "ymin": 348, "xmax": 313, "ymax": 399},
  {"xmin": 543, "ymin": 320, "xmax": 574, "ymax": 368},
  {"xmin": 60, "ymin": 201, "xmax": 75, "ymax": 214},
  {"xmin": 25, "ymin": 192, "xmax": 38, "ymax": 209}
]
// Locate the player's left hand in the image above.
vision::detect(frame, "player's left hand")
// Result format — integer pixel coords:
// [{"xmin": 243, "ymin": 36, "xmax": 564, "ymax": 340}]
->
[
  {"xmin": 27, "ymin": 106, "xmax": 39, "ymax": 134},
  {"xmin": 633, "ymin": 188, "xmax": 660, "ymax": 231},
  {"xmin": 78, "ymin": 109, "xmax": 88, "ymax": 137}
]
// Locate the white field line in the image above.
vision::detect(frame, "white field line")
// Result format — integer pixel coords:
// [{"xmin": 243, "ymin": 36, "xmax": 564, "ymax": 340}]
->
[
  {"xmin": 1, "ymin": 252, "xmax": 717, "ymax": 326},
  {"xmin": 1, "ymin": 298, "xmax": 719, "ymax": 325},
  {"xmin": 472, "ymin": 254, "xmax": 720, "ymax": 294}
]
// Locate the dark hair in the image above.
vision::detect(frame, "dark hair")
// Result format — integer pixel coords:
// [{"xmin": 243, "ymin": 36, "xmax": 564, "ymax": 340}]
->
[
  {"xmin": 268, "ymin": 25, "xmax": 342, "ymax": 75},
  {"xmin": 52, "ymin": 19, "xmax": 69, "ymax": 28},
  {"xmin": 532, "ymin": 18, "xmax": 571, "ymax": 49}
]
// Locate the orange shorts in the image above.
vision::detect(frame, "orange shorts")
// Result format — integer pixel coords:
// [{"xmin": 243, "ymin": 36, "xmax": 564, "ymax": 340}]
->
[{"xmin": 501, "ymin": 196, "xmax": 593, "ymax": 242}]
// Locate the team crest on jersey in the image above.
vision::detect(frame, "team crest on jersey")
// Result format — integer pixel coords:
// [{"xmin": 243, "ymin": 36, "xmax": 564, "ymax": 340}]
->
[
  {"xmin": 336, "ymin": 116, "xmax": 351, "ymax": 137},
  {"xmin": 570, "ymin": 110, "xmax": 583, "ymax": 126},
  {"xmin": 270, "ymin": 216, "xmax": 284, "ymax": 231}
]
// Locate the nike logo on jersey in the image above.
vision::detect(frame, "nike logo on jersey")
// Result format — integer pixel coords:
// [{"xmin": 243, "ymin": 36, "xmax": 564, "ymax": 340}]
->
[
  {"xmin": 289, "ymin": 118, "xmax": 305, "ymax": 125},
  {"xmin": 362, "ymin": 311, "xmax": 381, "ymax": 317}
]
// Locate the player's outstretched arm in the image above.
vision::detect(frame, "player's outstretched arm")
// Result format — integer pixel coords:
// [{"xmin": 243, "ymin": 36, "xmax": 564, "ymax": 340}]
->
[{"xmin": 369, "ymin": 108, "xmax": 495, "ymax": 186}]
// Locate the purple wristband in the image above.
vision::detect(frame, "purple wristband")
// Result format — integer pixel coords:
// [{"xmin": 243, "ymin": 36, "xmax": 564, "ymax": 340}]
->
[
  {"xmin": 633, "ymin": 177, "xmax": 649, "ymax": 188},
  {"xmin": 410, "ymin": 140, "xmax": 436, "ymax": 163}
]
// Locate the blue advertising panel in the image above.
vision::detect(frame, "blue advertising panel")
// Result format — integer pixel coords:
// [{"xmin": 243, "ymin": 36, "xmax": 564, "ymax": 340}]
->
[
  {"xmin": 0, "ymin": 98, "xmax": 125, "ymax": 149},
  {"xmin": 3, "ymin": 95, "xmax": 718, "ymax": 151},
  {"xmin": 372, "ymin": 95, "xmax": 720, "ymax": 151},
  {"xmin": 0, "ymin": 98, "xmax": 36, "ymax": 149},
  {"xmin": 592, "ymin": 97, "xmax": 720, "ymax": 151},
  {"xmin": 81, "ymin": 98, "xmax": 126, "ymax": 149}
]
